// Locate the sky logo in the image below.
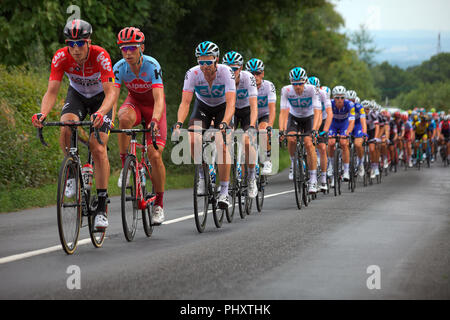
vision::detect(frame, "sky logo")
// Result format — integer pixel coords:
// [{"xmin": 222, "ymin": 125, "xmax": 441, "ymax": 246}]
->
[
  {"xmin": 237, "ymin": 89, "xmax": 248, "ymax": 100},
  {"xmin": 258, "ymin": 96, "xmax": 268, "ymax": 108}
]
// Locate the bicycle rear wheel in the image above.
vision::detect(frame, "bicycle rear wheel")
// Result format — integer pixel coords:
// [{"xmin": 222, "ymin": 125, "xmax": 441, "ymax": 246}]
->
[
  {"xmin": 121, "ymin": 156, "xmax": 138, "ymax": 241},
  {"xmin": 227, "ymin": 157, "xmax": 238, "ymax": 223},
  {"xmin": 56, "ymin": 155, "xmax": 82, "ymax": 255},
  {"xmin": 350, "ymin": 145, "xmax": 356, "ymax": 192},
  {"xmin": 333, "ymin": 148, "xmax": 341, "ymax": 196},
  {"xmin": 255, "ymin": 173, "xmax": 265, "ymax": 213},
  {"xmin": 194, "ymin": 164, "xmax": 209, "ymax": 233}
]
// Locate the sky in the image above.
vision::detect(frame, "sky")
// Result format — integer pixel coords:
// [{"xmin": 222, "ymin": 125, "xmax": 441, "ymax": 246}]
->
[{"xmin": 331, "ymin": 0, "xmax": 450, "ymax": 31}]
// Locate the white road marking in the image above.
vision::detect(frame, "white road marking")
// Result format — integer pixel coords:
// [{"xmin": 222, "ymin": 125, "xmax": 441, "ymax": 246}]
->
[{"xmin": 0, "ymin": 189, "xmax": 294, "ymax": 265}]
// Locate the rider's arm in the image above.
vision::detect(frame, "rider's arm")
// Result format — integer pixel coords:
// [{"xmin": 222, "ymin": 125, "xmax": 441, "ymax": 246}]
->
[
  {"xmin": 177, "ymin": 91, "xmax": 194, "ymax": 125},
  {"xmin": 279, "ymin": 108, "xmax": 289, "ymax": 132},
  {"xmin": 324, "ymin": 106, "xmax": 333, "ymax": 132},
  {"xmin": 151, "ymin": 87, "xmax": 165, "ymax": 122},
  {"xmin": 249, "ymin": 96, "xmax": 258, "ymax": 128},
  {"xmin": 222, "ymin": 91, "xmax": 236, "ymax": 126},
  {"xmin": 313, "ymin": 108, "xmax": 322, "ymax": 131},
  {"xmin": 40, "ymin": 80, "xmax": 62, "ymax": 117},
  {"xmin": 268, "ymin": 102, "xmax": 276, "ymax": 127}
]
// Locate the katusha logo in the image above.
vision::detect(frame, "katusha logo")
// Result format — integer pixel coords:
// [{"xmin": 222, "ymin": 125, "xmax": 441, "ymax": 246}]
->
[{"xmin": 125, "ymin": 79, "xmax": 152, "ymax": 93}]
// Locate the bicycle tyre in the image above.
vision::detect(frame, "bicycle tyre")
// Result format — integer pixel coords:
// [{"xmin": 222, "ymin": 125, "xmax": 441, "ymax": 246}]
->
[
  {"xmin": 56, "ymin": 155, "xmax": 82, "ymax": 255},
  {"xmin": 193, "ymin": 164, "xmax": 209, "ymax": 233},
  {"xmin": 255, "ymin": 174, "xmax": 265, "ymax": 213},
  {"xmin": 293, "ymin": 151, "xmax": 303, "ymax": 210},
  {"xmin": 88, "ymin": 195, "xmax": 107, "ymax": 248},
  {"xmin": 121, "ymin": 156, "xmax": 138, "ymax": 242},
  {"xmin": 212, "ymin": 164, "xmax": 226, "ymax": 228},
  {"xmin": 141, "ymin": 161, "xmax": 154, "ymax": 238}
]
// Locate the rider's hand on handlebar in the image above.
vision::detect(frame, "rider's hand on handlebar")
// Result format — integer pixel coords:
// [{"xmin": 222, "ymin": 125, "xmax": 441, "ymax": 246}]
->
[
  {"xmin": 91, "ymin": 112, "xmax": 104, "ymax": 129},
  {"xmin": 32, "ymin": 113, "xmax": 46, "ymax": 128},
  {"xmin": 149, "ymin": 118, "xmax": 160, "ymax": 135}
]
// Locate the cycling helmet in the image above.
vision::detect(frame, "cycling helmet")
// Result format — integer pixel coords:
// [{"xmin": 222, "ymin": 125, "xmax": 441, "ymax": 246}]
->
[
  {"xmin": 288, "ymin": 67, "xmax": 307, "ymax": 83},
  {"xmin": 195, "ymin": 41, "xmax": 220, "ymax": 58},
  {"xmin": 361, "ymin": 100, "xmax": 371, "ymax": 109},
  {"xmin": 394, "ymin": 111, "xmax": 401, "ymax": 119},
  {"xmin": 308, "ymin": 76, "xmax": 320, "ymax": 87},
  {"xmin": 222, "ymin": 51, "xmax": 244, "ymax": 66},
  {"xmin": 332, "ymin": 85, "xmax": 346, "ymax": 97},
  {"xmin": 355, "ymin": 97, "xmax": 360, "ymax": 104},
  {"xmin": 64, "ymin": 19, "xmax": 92, "ymax": 40},
  {"xmin": 245, "ymin": 58, "xmax": 265, "ymax": 73},
  {"xmin": 346, "ymin": 90, "xmax": 357, "ymax": 100},
  {"xmin": 117, "ymin": 27, "xmax": 145, "ymax": 45}
]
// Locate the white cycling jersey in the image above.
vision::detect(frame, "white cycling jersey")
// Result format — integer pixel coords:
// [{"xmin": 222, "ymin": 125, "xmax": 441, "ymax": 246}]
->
[
  {"xmin": 182, "ymin": 64, "xmax": 236, "ymax": 107},
  {"xmin": 318, "ymin": 87, "xmax": 332, "ymax": 120},
  {"xmin": 257, "ymin": 80, "xmax": 276, "ymax": 118},
  {"xmin": 235, "ymin": 70, "xmax": 258, "ymax": 109},
  {"xmin": 280, "ymin": 83, "xmax": 321, "ymax": 118}
]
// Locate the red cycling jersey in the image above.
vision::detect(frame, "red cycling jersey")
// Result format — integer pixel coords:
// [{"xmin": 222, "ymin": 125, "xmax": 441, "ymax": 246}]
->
[{"xmin": 49, "ymin": 45, "xmax": 115, "ymax": 98}]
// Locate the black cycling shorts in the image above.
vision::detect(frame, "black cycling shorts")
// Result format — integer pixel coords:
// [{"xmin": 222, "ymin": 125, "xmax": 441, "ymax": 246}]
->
[
  {"xmin": 232, "ymin": 106, "xmax": 251, "ymax": 131},
  {"xmin": 188, "ymin": 98, "xmax": 226, "ymax": 129},
  {"xmin": 287, "ymin": 114, "xmax": 313, "ymax": 135},
  {"xmin": 61, "ymin": 86, "xmax": 112, "ymax": 134}
]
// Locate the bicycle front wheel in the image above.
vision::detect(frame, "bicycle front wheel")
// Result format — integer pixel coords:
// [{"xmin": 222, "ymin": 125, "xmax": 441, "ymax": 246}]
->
[
  {"xmin": 56, "ymin": 155, "xmax": 82, "ymax": 255},
  {"xmin": 194, "ymin": 164, "xmax": 209, "ymax": 233},
  {"xmin": 293, "ymin": 152, "xmax": 303, "ymax": 210},
  {"xmin": 121, "ymin": 156, "xmax": 139, "ymax": 241},
  {"xmin": 88, "ymin": 196, "xmax": 107, "ymax": 248}
]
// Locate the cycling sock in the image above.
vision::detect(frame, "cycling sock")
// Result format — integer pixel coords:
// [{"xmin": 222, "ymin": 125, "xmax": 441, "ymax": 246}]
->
[
  {"xmin": 248, "ymin": 167, "xmax": 256, "ymax": 180},
  {"xmin": 309, "ymin": 170, "xmax": 317, "ymax": 182},
  {"xmin": 358, "ymin": 157, "xmax": 364, "ymax": 166},
  {"xmin": 120, "ymin": 153, "xmax": 127, "ymax": 168},
  {"xmin": 343, "ymin": 163, "xmax": 349, "ymax": 172},
  {"xmin": 320, "ymin": 172, "xmax": 327, "ymax": 183},
  {"xmin": 220, "ymin": 181, "xmax": 229, "ymax": 196},
  {"xmin": 155, "ymin": 192, "xmax": 164, "ymax": 208},
  {"xmin": 97, "ymin": 189, "xmax": 108, "ymax": 213}
]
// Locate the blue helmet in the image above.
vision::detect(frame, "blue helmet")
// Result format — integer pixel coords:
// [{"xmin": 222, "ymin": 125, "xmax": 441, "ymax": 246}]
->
[
  {"xmin": 222, "ymin": 51, "xmax": 244, "ymax": 66},
  {"xmin": 245, "ymin": 58, "xmax": 264, "ymax": 73},
  {"xmin": 308, "ymin": 76, "xmax": 320, "ymax": 87},
  {"xmin": 195, "ymin": 41, "xmax": 220, "ymax": 58},
  {"xmin": 289, "ymin": 67, "xmax": 308, "ymax": 83}
]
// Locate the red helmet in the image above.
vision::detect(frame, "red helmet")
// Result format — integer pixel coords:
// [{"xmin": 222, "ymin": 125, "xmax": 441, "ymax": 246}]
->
[
  {"xmin": 394, "ymin": 111, "xmax": 401, "ymax": 119},
  {"xmin": 117, "ymin": 27, "xmax": 145, "ymax": 46}
]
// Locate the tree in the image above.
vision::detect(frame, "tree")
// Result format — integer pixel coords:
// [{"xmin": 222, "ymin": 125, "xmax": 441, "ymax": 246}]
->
[{"xmin": 349, "ymin": 24, "xmax": 381, "ymax": 67}]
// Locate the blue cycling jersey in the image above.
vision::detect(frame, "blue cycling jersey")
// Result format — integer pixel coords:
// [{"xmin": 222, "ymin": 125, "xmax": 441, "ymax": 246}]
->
[{"xmin": 331, "ymin": 99, "xmax": 355, "ymax": 123}]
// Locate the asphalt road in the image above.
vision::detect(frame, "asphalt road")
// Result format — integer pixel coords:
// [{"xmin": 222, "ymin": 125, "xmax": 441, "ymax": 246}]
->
[{"xmin": 0, "ymin": 164, "xmax": 449, "ymax": 300}]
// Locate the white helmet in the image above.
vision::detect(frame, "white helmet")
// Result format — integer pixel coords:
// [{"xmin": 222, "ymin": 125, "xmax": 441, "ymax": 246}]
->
[
  {"xmin": 332, "ymin": 85, "xmax": 346, "ymax": 97},
  {"xmin": 361, "ymin": 100, "xmax": 371, "ymax": 109},
  {"xmin": 355, "ymin": 97, "xmax": 361, "ymax": 104},
  {"xmin": 346, "ymin": 90, "xmax": 357, "ymax": 100},
  {"xmin": 195, "ymin": 41, "xmax": 220, "ymax": 58}
]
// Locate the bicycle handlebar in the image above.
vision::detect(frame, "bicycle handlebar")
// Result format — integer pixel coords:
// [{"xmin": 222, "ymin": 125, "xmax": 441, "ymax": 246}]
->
[
  {"xmin": 37, "ymin": 120, "xmax": 103, "ymax": 147},
  {"xmin": 110, "ymin": 124, "xmax": 159, "ymax": 150}
]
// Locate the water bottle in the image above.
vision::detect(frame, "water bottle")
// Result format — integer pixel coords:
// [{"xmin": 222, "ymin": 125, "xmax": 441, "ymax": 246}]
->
[
  {"xmin": 140, "ymin": 167, "xmax": 146, "ymax": 186},
  {"xmin": 81, "ymin": 163, "xmax": 93, "ymax": 190},
  {"xmin": 237, "ymin": 165, "xmax": 242, "ymax": 180},
  {"xmin": 256, "ymin": 162, "xmax": 260, "ymax": 176}
]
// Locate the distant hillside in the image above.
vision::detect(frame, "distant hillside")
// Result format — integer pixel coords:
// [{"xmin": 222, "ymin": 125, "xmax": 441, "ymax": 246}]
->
[{"xmin": 370, "ymin": 30, "xmax": 450, "ymax": 68}]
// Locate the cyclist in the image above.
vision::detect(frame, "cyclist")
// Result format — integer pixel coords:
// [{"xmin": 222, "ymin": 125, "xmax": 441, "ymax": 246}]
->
[
  {"xmin": 346, "ymin": 90, "xmax": 367, "ymax": 177},
  {"xmin": 427, "ymin": 112, "xmax": 438, "ymax": 162},
  {"xmin": 280, "ymin": 67, "xmax": 322, "ymax": 193},
  {"xmin": 32, "ymin": 19, "xmax": 116, "ymax": 230},
  {"xmin": 222, "ymin": 51, "xmax": 258, "ymax": 198},
  {"xmin": 245, "ymin": 58, "xmax": 276, "ymax": 176},
  {"xmin": 310, "ymin": 78, "xmax": 333, "ymax": 191},
  {"xmin": 386, "ymin": 112, "xmax": 398, "ymax": 168},
  {"xmin": 413, "ymin": 114, "xmax": 429, "ymax": 164},
  {"xmin": 327, "ymin": 86, "xmax": 355, "ymax": 183},
  {"xmin": 174, "ymin": 41, "xmax": 236, "ymax": 208},
  {"xmin": 113, "ymin": 27, "xmax": 167, "ymax": 225},
  {"xmin": 393, "ymin": 111, "xmax": 405, "ymax": 162},
  {"xmin": 438, "ymin": 115, "xmax": 450, "ymax": 164},
  {"xmin": 362, "ymin": 101, "xmax": 381, "ymax": 178},
  {"xmin": 378, "ymin": 109, "xmax": 390, "ymax": 170},
  {"xmin": 402, "ymin": 112, "xmax": 414, "ymax": 167}
]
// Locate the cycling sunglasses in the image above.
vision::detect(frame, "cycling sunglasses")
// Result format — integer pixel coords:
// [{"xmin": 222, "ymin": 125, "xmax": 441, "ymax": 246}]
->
[
  {"xmin": 198, "ymin": 59, "xmax": 216, "ymax": 66},
  {"xmin": 66, "ymin": 40, "xmax": 87, "ymax": 48},
  {"xmin": 251, "ymin": 71, "xmax": 263, "ymax": 76},
  {"xmin": 120, "ymin": 44, "xmax": 141, "ymax": 52},
  {"xmin": 230, "ymin": 66, "xmax": 240, "ymax": 72},
  {"xmin": 334, "ymin": 96, "xmax": 345, "ymax": 100},
  {"xmin": 291, "ymin": 82, "xmax": 305, "ymax": 86}
]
